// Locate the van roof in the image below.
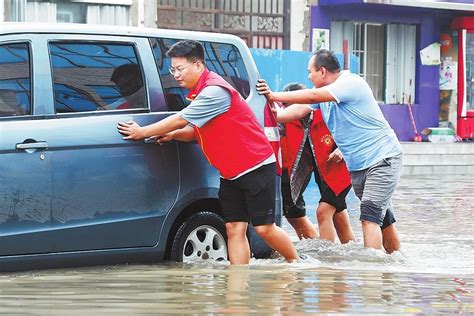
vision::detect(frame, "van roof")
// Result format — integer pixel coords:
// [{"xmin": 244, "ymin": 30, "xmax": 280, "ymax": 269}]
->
[{"xmin": 0, "ymin": 23, "xmax": 245, "ymax": 45}]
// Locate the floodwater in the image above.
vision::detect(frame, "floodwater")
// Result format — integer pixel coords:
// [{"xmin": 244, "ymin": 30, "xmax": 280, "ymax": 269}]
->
[{"xmin": 0, "ymin": 175, "xmax": 473, "ymax": 314}]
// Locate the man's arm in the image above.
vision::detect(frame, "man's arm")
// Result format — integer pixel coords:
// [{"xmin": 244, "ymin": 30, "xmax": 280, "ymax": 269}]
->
[
  {"xmin": 276, "ymin": 104, "xmax": 312, "ymax": 123},
  {"xmin": 118, "ymin": 85, "xmax": 229, "ymax": 140},
  {"xmin": 179, "ymin": 86, "xmax": 230, "ymax": 128},
  {"xmin": 172, "ymin": 125, "xmax": 196, "ymax": 142},
  {"xmin": 117, "ymin": 113, "xmax": 188, "ymax": 140},
  {"xmin": 157, "ymin": 125, "xmax": 196, "ymax": 144},
  {"xmin": 257, "ymin": 79, "xmax": 336, "ymax": 104}
]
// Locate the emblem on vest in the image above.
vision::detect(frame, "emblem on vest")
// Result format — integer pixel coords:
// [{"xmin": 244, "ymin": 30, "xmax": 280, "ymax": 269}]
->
[{"xmin": 321, "ymin": 134, "xmax": 333, "ymax": 147}]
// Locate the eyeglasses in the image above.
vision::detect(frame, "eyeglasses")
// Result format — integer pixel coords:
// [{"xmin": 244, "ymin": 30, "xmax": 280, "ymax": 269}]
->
[{"xmin": 169, "ymin": 62, "xmax": 196, "ymax": 76}]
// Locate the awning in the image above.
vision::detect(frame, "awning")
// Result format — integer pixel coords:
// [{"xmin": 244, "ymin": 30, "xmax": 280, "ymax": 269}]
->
[{"xmin": 363, "ymin": 0, "xmax": 474, "ymax": 11}]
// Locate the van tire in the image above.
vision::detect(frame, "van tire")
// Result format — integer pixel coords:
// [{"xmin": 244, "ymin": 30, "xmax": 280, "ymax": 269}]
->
[{"xmin": 170, "ymin": 211, "xmax": 228, "ymax": 263}]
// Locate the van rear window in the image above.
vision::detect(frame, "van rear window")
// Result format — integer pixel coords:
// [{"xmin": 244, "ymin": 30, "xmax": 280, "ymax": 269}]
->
[
  {"xmin": 0, "ymin": 43, "xmax": 31, "ymax": 117},
  {"xmin": 150, "ymin": 38, "xmax": 250, "ymax": 111},
  {"xmin": 49, "ymin": 42, "xmax": 147, "ymax": 113}
]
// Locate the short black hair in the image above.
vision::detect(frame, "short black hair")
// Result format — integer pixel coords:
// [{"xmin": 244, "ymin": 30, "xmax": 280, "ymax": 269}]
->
[
  {"xmin": 312, "ymin": 49, "xmax": 340, "ymax": 73},
  {"xmin": 111, "ymin": 63, "xmax": 143, "ymax": 96},
  {"xmin": 282, "ymin": 82, "xmax": 307, "ymax": 106},
  {"xmin": 166, "ymin": 40, "xmax": 205, "ymax": 62},
  {"xmin": 282, "ymin": 82, "xmax": 306, "ymax": 92}
]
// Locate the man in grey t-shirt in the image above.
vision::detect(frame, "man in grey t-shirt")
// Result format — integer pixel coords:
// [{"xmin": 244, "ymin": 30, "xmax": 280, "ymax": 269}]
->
[{"xmin": 118, "ymin": 40, "xmax": 298, "ymax": 264}]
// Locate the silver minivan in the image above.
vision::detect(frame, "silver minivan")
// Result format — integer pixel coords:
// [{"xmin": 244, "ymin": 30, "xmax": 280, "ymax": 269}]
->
[{"xmin": 0, "ymin": 23, "xmax": 281, "ymax": 271}]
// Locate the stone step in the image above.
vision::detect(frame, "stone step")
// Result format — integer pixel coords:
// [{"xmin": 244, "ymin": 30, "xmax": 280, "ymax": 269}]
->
[
  {"xmin": 403, "ymin": 153, "xmax": 473, "ymax": 165},
  {"xmin": 400, "ymin": 142, "xmax": 474, "ymax": 175},
  {"xmin": 401, "ymin": 142, "xmax": 474, "ymax": 154},
  {"xmin": 402, "ymin": 165, "xmax": 474, "ymax": 175}
]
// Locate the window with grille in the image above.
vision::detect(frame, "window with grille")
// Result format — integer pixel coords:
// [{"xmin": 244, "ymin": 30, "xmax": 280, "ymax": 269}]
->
[
  {"xmin": 331, "ymin": 20, "xmax": 416, "ymax": 104},
  {"xmin": 156, "ymin": 0, "xmax": 290, "ymax": 49}
]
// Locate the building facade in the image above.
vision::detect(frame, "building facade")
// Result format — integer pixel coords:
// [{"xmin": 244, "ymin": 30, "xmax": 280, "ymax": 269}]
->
[
  {"xmin": 154, "ymin": 0, "xmax": 291, "ymax": 49},
  {"xmin": 2, "ymin": 0, "xmax": 308, "ymax": 49},
  {"xmin": 3, "ymin": 0, "xmax": 133, "ymax": 25},
  {"xmin": 309, "ymin": 0, "xmax": 474, "ymax": 141}
]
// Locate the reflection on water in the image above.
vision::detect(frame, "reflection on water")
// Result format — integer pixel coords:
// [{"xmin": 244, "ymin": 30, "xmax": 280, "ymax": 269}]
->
[
  {"xmin": 0, "ymin": 264, "xmax": 472, "ymax": 314},
  {"xmin": 0, "ymin": 175, "xmax": 473, "ymax": 314}
]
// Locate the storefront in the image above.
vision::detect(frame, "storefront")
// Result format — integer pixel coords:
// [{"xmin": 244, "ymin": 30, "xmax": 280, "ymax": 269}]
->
[
  {"xmin": 451, "ymin": 16, "xmax": 474, "ymax": 139},
  {"xmin": 309, "ymin": 0, "xmax": 474, "ymax": 141}
]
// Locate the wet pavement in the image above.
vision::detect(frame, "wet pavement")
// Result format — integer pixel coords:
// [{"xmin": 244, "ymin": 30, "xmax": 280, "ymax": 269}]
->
[{"xmin": 0, "ymin": 174, "xmax": 473, "ymax": 314}]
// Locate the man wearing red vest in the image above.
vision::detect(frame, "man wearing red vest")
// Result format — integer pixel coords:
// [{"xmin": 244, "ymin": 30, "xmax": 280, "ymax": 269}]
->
[
  {"xmin": 280, "ymin": 83, "xmax": 355, "ymax": 244},
  {"xmin": 117, "ymin": 40, "xmax": 298, "ymax": 264}
]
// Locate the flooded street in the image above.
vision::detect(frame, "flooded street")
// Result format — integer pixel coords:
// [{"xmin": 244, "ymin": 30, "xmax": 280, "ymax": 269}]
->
[{"xmin": 1, "ymin": 174, "xmax": 473, "ymax": 314}]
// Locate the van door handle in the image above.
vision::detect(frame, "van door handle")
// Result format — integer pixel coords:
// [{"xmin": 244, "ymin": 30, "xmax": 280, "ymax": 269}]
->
[{"xmin": 16, "ymin": 141, "xmax": 48, "ymax": 150}]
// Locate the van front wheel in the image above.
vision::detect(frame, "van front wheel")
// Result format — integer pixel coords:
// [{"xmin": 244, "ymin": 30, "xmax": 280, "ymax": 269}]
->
[{"xmin": 170, "ymin": 212, "xmax": 228, "ymax": 263}]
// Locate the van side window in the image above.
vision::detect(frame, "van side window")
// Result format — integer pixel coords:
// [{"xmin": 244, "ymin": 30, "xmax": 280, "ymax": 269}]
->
[
  {"xmin": 0, "ymin": 43, "xmax": 31, "ymax": 117},
  {"xmin": 49, "ymin": 42, "xmax": 147, "ymax": 113},
  {"xmin": 149, "ymin": 38, "xmax": 251, "ymax": 111}
]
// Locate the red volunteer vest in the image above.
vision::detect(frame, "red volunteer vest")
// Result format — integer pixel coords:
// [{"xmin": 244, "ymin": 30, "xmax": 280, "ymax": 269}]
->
[
  {"xmin": 264, "ymin": 100, "xmax": 282, "ymax": 176},
  {"xmin": 188, "ymin": 70, "xmax": 274, "ymax": 179},
  {"xmin": 283, "ymin": 110, "xmax": 351, "ymax": 195}
]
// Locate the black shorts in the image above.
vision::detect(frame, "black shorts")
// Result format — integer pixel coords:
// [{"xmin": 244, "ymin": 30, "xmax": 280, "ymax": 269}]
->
[
  {"xmin": 218, "ymin": 163, "xmax": 276, "ymax": 226},
  {"xmin": 313, "ymin": 161, "xmax": 351, "ymax": 213},
  {"xmin": 381, "ymin": 208, "xmax": 396, "ymax": 230},
  {"xmin": 283, "ymin": 176, "xmax": 350, "ymax": 217},
  {"xmin": 281, "ymin": 168, "xmax": 310, "ymax": 219},
  {"xmin": 282, "ymin": 145, "xmax": 351, "ymax": 218}
]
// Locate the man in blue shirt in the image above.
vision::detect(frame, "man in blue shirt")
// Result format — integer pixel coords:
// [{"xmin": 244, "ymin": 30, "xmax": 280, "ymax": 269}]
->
[{"xmin": 257, "ymin": 49, "xmax": 402, "ymax": 253}]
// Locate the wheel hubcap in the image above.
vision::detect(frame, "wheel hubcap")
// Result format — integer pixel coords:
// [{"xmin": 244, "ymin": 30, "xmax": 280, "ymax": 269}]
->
[{"xmin": 182, "ymin": 225, "xmax": 227, "ymax": 262}]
